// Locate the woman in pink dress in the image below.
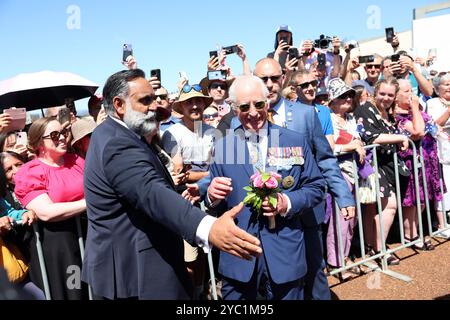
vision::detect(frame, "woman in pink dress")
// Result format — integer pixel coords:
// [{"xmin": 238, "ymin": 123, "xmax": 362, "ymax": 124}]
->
[{"xmin": 14, "ymin": 117, "xmax": 88, "ymax": 300}]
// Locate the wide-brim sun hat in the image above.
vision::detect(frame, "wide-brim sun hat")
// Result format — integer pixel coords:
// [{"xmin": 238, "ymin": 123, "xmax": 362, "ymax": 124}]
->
[
  {"xmin": 327, "ymin": 78, "xmax": 355, "ymax": 103},
  {"xmin": 172, "ymin": 84, "xmax": 213, "ymax": 114},
  {"xmin": 71, "ymin": 117, "xmax": 96, "ymax": 146}
]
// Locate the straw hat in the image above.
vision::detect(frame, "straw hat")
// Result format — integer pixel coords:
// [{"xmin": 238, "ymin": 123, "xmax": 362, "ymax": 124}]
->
[
  {"xmin": 172, "ymin": 84, "xmax": 213, "ymax": 114},
  {"xmin": 71, "ymin": 117, "xmax": 96, "ymax": 146}
]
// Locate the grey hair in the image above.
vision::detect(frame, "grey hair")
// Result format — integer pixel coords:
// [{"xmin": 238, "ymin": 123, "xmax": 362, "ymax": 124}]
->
[
  {"xmin": 397, "ymin": 78, "xmax": 412, "ymax": 90},
  {"xmin": 228, "ymin": 75, "xmax": 269, "ymax": 108},
  {"xmin": 102, "ymin": 69, "xmax": 146, "ymax": 116},
  {"xmin": 432, "ymin": 73, "xmax": 450, "ymax": 96}
]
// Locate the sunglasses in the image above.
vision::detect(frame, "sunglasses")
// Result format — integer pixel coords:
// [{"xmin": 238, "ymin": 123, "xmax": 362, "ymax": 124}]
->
[
  {"xmin": 210, "ymin": 83, "xmax": 227, "ymax": 90},
  {"xmin": 259, "ymin": 75, "xmax": 282, "ymax": 83},
  {"xmin": 366, "ymin": 64, "xmax": 381, "ymax": 69},
  {"xmin": 182, "ymin": 84, "xmax": 202, "ymax": 94},
  {"xmin": 296, "ymin": 80, "xmax": 318, "ymax": 90},
  {"xmin": 203, "ymin": 112, "xmax": 219, "ymax": 120},
  {"xmin": 337, "ymin": 91, "xmax": 355, "ymax": 100},
  {"xmin": 237, "ymin": 101, "xmax": 266, "ymax": 113},
  {"xmin": 42, "ymin": 128, "xmax": 70, "ymax": 142},
  {"xmin": 155, "ymin": 94, "xmax": 168, "ymax": 100}
]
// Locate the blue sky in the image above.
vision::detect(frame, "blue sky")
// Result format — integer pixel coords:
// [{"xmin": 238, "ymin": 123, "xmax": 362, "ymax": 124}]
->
[{"xmin": 0, "ymin": 0, "xmax": 444, "ymax": 113}]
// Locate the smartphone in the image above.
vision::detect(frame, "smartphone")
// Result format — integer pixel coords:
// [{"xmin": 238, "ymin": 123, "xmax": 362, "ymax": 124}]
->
[
  {"xmin": 181, "ymin": 161, "xmax": 192, "ymax": 174},
  {"xmin": 391, "ymin": 54, "xmax": 400, "ymax": 62},
  {"xmin": 3, "ymin": 108, "xmax": 26, "ymax": 132},
  {"xmin": 385, "ymin": 27, "xmax": 395, "ymax": 43},
  {"xmin": 222, "ymin": 45, "xmax": 239, "ymax": 55},
  {"xmin": 150, "ymin": 69, "xmax": 161, "ymax": 89},
  {"xmin": 122, "ymin": 44, "xmax": 133, "ymax": 62},
  {"xmin": 209, "ymin": 50, "xmax": 218, "ymax": 59},
  {"xmin": 359, "ymin": 55, "xmax": 375, "ymax": 64},
  {"xmin": 58, "ymin": 107, "xmax": 71, "ymax": 124},
  {"xmin": 207, "ymin": 70, "xmax": 227, "ymax": 81},
  {"xmin": 280, "ymin": 36, "xmax": 288, "ymax": 44},
  {"xmin": 179, "ymin": 71, "xmax": 189, "ymax": 83},
  {"xmin": 15, "ymin": 131, "xmax": 28, "ymax": 146},
  {"xmin": 288, "ymin": 47, "xmax": 300, "ymax": 59},
  {"xmin": 317, "ymin": 53, "xmax": 327, "ymax": 66}
]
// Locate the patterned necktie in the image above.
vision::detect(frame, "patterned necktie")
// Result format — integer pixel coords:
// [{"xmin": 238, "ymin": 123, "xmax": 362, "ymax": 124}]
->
[
  {"xmin": 249, "ymin": 135, "xmax": 264, "ymax": 172},
  {"xmin": 267, "ymin": 109, "xmax": 275, "ymax": 124}
]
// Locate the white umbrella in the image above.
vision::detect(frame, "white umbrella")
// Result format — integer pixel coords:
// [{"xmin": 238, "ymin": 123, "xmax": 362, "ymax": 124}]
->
[{"xmin": 0, "ymin": 71, "xmax": 99, "ymax": 111}]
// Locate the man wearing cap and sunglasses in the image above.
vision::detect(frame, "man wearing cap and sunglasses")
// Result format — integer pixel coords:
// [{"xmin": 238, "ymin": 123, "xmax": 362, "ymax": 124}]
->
[
  {"xmin": 253, "ymin": 58, "xmax": 355, "ymax": 300},
  {"xmin": 82, "ymin": 69, "xmax": 262, "ymax": 300}
]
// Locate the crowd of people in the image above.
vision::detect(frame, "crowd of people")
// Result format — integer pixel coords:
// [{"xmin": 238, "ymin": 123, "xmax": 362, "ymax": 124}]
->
[{"xmin": 0, "ymin": 24, "xmax": 449, "ymax": 300}]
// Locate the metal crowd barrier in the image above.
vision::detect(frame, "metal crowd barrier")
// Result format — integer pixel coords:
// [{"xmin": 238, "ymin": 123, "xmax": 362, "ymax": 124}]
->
[
  {"xmin": 34, "ymin": 215, "xmax": 91, "ymax": 300},
  {"xmin": 328, "ymin": 138, "xmax": 449, "ymax": 283},
  {"xmin": 30, "ymin": 137, "xmax": 450, "ymax": 298}
]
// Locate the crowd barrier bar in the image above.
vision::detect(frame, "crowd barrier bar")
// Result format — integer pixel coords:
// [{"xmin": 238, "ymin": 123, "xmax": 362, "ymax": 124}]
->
[
  {"xmin": 200, "ymin": 201, "xmax": 218, "ymax": 300},
  {"xmin": 32, "ymin": 223, "xmax": 51, "ymax": 300},
  {"xmin": 328, "ymin": 139, "xmax": 434, "ymax": 283},
  {"xmin": 75, "ymin": 215, "xmax": 93, "ymax": 300}
]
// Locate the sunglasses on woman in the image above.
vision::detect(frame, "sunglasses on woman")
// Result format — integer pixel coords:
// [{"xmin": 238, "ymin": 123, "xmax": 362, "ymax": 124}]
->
[
  {"xmin": 42, "ymin": 128, "xmax": 70, "ymax": 142},
  {"xmin": 237, "ymin": 101, "xmax": 266, "ymax": 113},
  {"xmin": 182, "ymin": 84, "xmax": 202, "ymax": 94},
  {"xmin": 337, "ymin": 92, "xmax": 355, "ymax": 100}
]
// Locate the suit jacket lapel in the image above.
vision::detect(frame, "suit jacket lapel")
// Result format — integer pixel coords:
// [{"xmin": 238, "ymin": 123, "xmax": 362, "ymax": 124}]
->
[{"xmin": 109, "ymin": 119, "xmax": 175, "ymax": 189}]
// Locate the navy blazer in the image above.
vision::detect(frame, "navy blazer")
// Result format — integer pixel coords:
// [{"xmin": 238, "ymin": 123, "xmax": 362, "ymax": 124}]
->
[
  {"xmin": 230, "ymin": 99, "xmax": 355, "ymax": 226},
  {"xmin": 82, "ymin": 117, "xmax": 206, "ymax": 299},
  {"xmin": 210, "ymin": 123, "xmax": 325, "ymax": 284}
]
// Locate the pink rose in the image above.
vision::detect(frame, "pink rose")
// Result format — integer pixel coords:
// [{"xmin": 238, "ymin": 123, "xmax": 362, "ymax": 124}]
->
[
  {"xmin": 265, "ymin": 177, "xmax": 278, "ymax": 189},
  {"xmin": 250, "ymin": 172, "xmax": 261, "ymax": 181},
  {"xmin": 270, "ymin": 172, "xmax": 282, "ymax": 181},
  {"xmin": 253, "ymin": 175, "xmax": 264, "ymax": 188}
]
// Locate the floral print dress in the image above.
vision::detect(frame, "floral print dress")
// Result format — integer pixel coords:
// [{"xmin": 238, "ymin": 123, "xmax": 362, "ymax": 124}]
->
[{"xmin": 396, "ymin": 111, "xmax": 445, "ymax": 207}]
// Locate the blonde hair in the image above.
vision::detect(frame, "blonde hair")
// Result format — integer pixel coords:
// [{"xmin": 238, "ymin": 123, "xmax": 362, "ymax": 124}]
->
[{"xmin": 371, "ymin": 77, "xmax": 400, "ymax": 116}]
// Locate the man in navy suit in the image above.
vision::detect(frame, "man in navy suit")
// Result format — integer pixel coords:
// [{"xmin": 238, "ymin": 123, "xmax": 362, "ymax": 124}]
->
[
  {"xmin": 82, "ymin": 69, "xmax": 262, "ymax": 300},
  {"xmin": 207, "ymin": 75, "xmax": 325, "ymax": 300},
  {"xmin": 253, "ymin": 58, "xmax": 355, "ymax": 300}
]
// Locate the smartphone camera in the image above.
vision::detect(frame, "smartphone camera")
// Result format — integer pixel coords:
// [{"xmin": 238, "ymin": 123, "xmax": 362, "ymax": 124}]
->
[
  {"xmin": 358, "ymin": 55, "xmax": 375, "ymax": 64},
  {"xmin": 208, "ymin": 70, "xmax": 227, "ymax": 81},
  {"xmin": 223, "ymin": 45, "xmax": 239, "ymax": 55},
  {"xmin": 123, "ymin": 44, "xmax": 133, "ymax": 62},
  {"xmin": 385, "ymin": 27, "xmax": 394, "ymax": 43},
  {"xmin": 58, "ymin": 107, "xmax": 71, "ymax": 124},
  {"xmin": 288, "ymin": 47, "xmax": 299, "ymax": 59},
  {"xmin": 150, "ymin": 69, "xmax": 161, "ymax": 89},
  {"xmin": 317, "ymin": 53, "xmax": 327, "ymax": 67},
  {"xmin": 209, "ymin": 51, "xmax": 218, "ymax": 59},
  {"xmin": 391, "ymin": 54, "xmax": 400, "ymax": 62}
]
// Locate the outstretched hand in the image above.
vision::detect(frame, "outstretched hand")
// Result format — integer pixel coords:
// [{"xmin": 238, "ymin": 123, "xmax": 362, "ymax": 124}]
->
[{"xmin": 209, "ymin": 202, "xmax": 262, "ymax": 260}]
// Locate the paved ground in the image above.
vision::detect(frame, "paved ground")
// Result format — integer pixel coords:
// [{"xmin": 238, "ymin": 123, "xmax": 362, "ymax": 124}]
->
[{"xmin": 328, "ymin": 238, "xmax": 450, "ymax": 300}]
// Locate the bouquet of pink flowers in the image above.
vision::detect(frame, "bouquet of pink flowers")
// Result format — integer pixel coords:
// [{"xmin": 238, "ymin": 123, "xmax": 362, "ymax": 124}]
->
[{"xmin": 243, "ymin": 170, "xmax": 282, "ymax": 229}]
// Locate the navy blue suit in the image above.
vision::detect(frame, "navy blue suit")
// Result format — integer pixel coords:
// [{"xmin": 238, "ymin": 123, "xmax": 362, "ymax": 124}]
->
[
  {"xmin": 231, "ymin": 99, "xmax": 354, "ymax": 299},
  {"xmin": 82, "ymin": 117, "xmax": 206, "ymax": 299},
  {"xmin": 209, "ymin": 123, "xmax": 325, "ymax": 299}
]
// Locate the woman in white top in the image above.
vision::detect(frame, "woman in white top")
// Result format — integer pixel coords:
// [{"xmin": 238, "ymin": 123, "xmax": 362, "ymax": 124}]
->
[{"xmin": 426, "ymin": 73, "xmax": 450, "ymax": 238}]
